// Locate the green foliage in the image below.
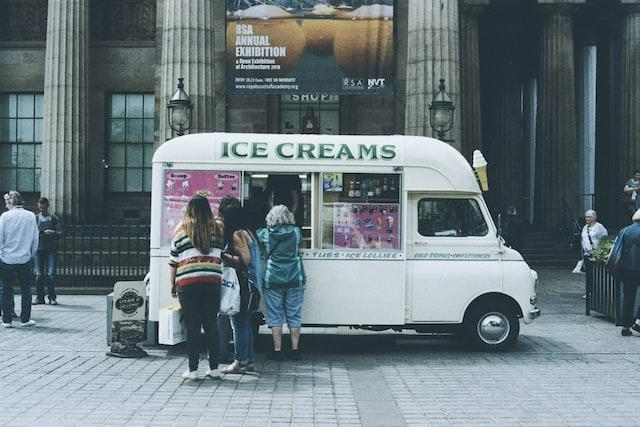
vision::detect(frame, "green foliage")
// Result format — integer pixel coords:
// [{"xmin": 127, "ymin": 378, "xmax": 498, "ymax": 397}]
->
[{"xmin": 590, "ymin": 236, "xmax": 614, "ymax": 263}]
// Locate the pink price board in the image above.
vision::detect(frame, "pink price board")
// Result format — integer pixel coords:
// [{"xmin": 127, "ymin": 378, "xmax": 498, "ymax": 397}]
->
[
  {"xmin": 162, "ymin": 170, "xmax": 241, "ymax": 245},
  {"xmin": 332, "ymin": 202, "xmax": 400, "ymax": 250}
]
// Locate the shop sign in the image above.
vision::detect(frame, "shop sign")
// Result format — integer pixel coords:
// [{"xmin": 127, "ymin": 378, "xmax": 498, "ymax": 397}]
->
[
  {"xmin": 220, "ymin": 141, "xmax": 397, "ymax": 161},
  {"xmin": 225, "ymin": 1, "xmax": 394, "ymax": 95}
]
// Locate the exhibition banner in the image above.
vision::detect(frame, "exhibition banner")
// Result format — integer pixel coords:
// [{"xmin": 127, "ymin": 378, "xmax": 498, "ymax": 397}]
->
[{"xmin": 226, "ymin": 1, "xmax": 394, "ymax": 95}]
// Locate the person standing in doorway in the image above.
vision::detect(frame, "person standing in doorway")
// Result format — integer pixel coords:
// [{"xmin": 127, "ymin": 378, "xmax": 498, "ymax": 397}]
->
[
  {"xmin": 266, "ymin": 174, "xmax": 305, "ymax": 228},
  {"xmin": 169, "ymin": 196, "xmax": 224, "ymax": 380},
  {"xmin": 614, "ymin": 209, "xmax": 640, "ymax": 336},
  {"xmin": 33, "ymin": 198, "xmax": 62, "ymax": 305},
  {"xmin": 0, "ymin": 191, "xmax": 39, "ymax": 328}
]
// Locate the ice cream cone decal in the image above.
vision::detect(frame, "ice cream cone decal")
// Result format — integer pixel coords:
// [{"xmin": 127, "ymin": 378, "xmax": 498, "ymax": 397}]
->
[{"xmin": 473, "ymin": 150, "xmax": 489, "ymax": 192}]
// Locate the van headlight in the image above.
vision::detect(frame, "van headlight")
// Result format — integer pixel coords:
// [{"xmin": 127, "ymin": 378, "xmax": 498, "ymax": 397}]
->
[{"xmin": 530, "ymin": 296, "xmax": 538, "ymax": 305}]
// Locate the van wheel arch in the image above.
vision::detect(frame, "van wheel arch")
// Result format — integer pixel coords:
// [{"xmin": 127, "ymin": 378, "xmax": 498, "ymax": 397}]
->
[{"xmin": 462, "ymin": 293, "xmax": 522, "ymax": 351}]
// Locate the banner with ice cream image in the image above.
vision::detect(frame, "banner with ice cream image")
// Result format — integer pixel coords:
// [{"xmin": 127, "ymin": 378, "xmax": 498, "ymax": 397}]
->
[
  {"xmin": 226, "ymin": 1, "xmax": 394, "ymax": 95},
  {"xmin": 162, "ymin": 170, "xmax": 241, "ymax": 245}
]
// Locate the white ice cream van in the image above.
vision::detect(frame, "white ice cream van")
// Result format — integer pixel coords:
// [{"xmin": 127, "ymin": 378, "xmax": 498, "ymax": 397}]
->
[{"xmin": 149, "ymin": 133, "xmax": 540, "ymax": 351}]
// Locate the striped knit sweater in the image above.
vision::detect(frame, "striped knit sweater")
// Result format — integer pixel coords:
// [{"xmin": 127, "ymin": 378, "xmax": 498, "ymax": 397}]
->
[{"xmin": 169, "ymin": 229, "xmax": 223, "ymax": 287}]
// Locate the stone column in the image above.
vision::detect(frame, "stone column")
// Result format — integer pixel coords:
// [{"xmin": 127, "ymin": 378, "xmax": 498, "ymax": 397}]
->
[
  {"xmin": 459, "ymin": 1, "xmax": 487, "ymax": 160},
  {"xmin": 404, "ymin": 0, "xmax": 461, "ymax": 150},
  {"xmin": 535, "ymin": 2, "xmax": 582, "ymax": 227},
  {"xmin": 159, "ymin": 0, "xmax": 220, "ymax": 142},
  {"xmin": 41, "ymin": 0, "xmax": 89, "ymax": 219},
  {"xmin": 621, "ymin": 1, "xmax": 640, "ymax": 178}
]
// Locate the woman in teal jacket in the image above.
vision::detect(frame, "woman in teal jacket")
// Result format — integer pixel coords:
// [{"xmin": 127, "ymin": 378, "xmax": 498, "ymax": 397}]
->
[{"xmin": 257, "ymin": 205, "xmax": 306, "ymax": 360}]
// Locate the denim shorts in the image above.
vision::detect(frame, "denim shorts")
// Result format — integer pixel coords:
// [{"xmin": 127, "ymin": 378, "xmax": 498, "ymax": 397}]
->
[{"xmin": 263, "ymin": 287, "xmax": 304, "ymax": 328}]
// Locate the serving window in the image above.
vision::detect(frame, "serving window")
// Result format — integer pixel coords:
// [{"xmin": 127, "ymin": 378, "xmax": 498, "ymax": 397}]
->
[
  {"xmin": 321, "ymin": 173, "xmax": 401, "ymax": 251},
  {"xmin": 243, "ymin": 172, "xmax": 312, "ymax": 248},
  {"xmin": 417, "ymin": 198, "xmax": 488, "ymax": 237}
]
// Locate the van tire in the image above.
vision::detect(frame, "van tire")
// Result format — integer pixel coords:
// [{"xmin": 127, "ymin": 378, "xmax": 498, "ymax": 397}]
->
[{"xmin": 464, "ymin": 303, "xmax": 519, "ymax": 352}]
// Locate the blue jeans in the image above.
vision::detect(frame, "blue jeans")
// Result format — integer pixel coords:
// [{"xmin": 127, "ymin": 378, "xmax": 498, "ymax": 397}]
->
[
  {"xmin": 263, "ymin": 287, "xmax": 304, "ymax": 328},
  {"xmin": 34, "ymin": 251, "xmax": 57, "ymax": 301},
  {"xmin": 230, "ymin": 311, "xmax": 255, "ymax": 364},
  {"xmin": 0, "ymin": 260, "xmax": 34, "ymax": 324}
]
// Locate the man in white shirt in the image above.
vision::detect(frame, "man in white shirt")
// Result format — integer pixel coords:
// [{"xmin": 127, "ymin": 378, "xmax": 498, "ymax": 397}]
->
[{"xmin": 0, "ymin": 191, "xmax": 39, "ymax": 327}]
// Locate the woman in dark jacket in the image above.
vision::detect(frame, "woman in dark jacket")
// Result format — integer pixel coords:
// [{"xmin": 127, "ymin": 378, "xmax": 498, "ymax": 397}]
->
[
  {"xmin": 220, "ymin": 207, "xmax": 262, "ymax": 374},
  {"xmin": 257, "ymin": 205, "xmax": 306, "ymax": 360}
]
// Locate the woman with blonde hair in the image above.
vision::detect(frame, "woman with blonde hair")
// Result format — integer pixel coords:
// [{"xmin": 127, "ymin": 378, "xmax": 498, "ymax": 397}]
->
[{"xmin": 169, "ymin": 196, "xmax": 224, "ymax": 380}]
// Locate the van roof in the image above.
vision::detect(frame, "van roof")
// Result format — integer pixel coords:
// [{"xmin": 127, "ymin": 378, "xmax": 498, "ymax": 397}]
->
[{"xmin": 152, "ymin": 133, "xmax": 481, "ymax": 193}]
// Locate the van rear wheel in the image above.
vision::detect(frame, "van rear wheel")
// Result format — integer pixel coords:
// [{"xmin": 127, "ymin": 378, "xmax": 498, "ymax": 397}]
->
[{"xmin": 464, "ymin": 303, "xmax": 519, "ymax": 351}]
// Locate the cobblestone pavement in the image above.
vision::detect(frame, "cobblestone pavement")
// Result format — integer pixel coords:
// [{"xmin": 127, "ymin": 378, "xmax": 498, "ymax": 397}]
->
[{"xmin": 1, "ymin": 269, "xmax": 638, "ymax": 426}]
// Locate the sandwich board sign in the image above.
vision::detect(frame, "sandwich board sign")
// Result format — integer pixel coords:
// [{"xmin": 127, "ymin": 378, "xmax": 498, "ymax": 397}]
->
[{"xmin": 107, "ymin": 281, "xmax": 148, "ymax": 358}]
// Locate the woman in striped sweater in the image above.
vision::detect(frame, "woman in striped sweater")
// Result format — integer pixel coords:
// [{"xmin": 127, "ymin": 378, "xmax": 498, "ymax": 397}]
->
[{"xmin": 169, "ymin": 196, "xmax": 224, "ymax": 380}]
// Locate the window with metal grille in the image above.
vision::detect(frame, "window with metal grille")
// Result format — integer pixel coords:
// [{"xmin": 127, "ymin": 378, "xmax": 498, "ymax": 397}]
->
[
  {"xmin": 0, "ymin": 93, "xmax": 43, "ymax": 193},
  {"xmin": 106, "ymin": 93, "xmax": 155, "ymax": 192}
]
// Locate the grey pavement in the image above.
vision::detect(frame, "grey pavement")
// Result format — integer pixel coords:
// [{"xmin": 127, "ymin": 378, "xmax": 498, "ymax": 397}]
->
[{"xmin": 1, "ymin": 269, "xmax": 639, "ymax": 426}]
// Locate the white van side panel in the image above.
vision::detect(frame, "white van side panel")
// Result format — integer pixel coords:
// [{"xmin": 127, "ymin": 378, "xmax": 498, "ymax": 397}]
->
[
  {"xmin": 408, "ymin": 260, "xmax": 500, "ymax": 323},
  {"xmin": 301, "ymin": 260, "xmax": 405, "ymax": 325}
]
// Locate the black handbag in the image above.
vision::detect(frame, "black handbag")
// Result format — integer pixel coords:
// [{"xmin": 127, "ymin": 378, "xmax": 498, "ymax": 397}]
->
[{"xmin": 236, "ymin": 266, "xmax": 261, "ymax": 313}]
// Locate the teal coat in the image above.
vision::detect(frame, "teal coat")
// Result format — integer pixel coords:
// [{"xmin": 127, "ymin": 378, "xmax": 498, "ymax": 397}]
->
[{"xmin": 257, "ymin": 225, "xmax": 306, "ymax": 289}]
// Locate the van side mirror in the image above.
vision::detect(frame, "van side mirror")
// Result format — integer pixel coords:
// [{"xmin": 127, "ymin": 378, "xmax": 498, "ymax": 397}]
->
[{"xmin": 497, "ymin": 213, "xmax": 502, "ymax": 238}]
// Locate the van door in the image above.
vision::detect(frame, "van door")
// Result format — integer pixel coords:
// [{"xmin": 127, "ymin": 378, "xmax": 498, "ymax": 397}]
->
[{"xmin": 407, "ymin": 194, "xmax": 502, "ymax": 323}]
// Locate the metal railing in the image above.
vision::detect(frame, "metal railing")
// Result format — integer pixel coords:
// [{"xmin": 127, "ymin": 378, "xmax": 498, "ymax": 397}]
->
[
  {"xmin": 56, "ymin": 222, "xmax": 150, "ymax": 288},
  {"xmin": 586, "ymin": 262, "xmax": 621, "ymax": 325}
]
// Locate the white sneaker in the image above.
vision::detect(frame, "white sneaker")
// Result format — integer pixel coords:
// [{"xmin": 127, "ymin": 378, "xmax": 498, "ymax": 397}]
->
[
  {"xmin": 19, "ymin": 320, "xmax": 36, "ymax": 328},
  {"xmin": 205, "ymin": 368, "xmax": 223, "ymax": 379},
  {"xmin": 2, "ymin": 322, "xmax": 12, "ymax": 328},
  {"xmin": 181, "ymin": 370, "xmax": 199, "ymax": 381}
]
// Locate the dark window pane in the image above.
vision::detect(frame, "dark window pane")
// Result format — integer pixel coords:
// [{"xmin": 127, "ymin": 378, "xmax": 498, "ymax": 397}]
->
[
  {"xmin": 0, "ymin": 144, "xmax": 17, "ymax": 167},
  {"xmin": 17, "ymin": 95, "xmax": 34, "ymax": 118},
  {"xmin": 143, "ymin": 144, "xmax": 155, "ymax": 166},
  {"xmin": 111, "ymin": 95, "xmax": 126, "ymax": 118},
  {"xmin": 17, "ymin": 168, "xmax": 34, "ymax": 191},
  {"xmin": 126, "ymin": 94, "xmax": 143, "ymax": 118},
  {"xmin": 34, "ymin": 95, "xmax": 44, "ymax": 117},
  {"xmin": 143, "ymin": 168, "xmax": 152, "ymax": 192},
  {"xmin": 34, "ymin": 119, "xmax": 43, "ymax": 142},
  {"xmin": 0, "ymin": 95, "xmax": 12, "ymax": 117},
  {"xmin": 17, "ymin": 119, "xmax": 34, "ymax": 142},
  {"xmin": 143, "ymin": 94, "xmax": 155, "ymax": 117},
  {"xmin": 0, "ymin": 119, "xmax": 16, "ymax": 141},
  {"xmin": 109, "ymin": 119, "xmax": 125, "ymax": 142},
  {"xmin": 143, "ymin": 118, "xmax": 155, "ymax": 143},
  {"xmin": 127, "ymin": 168, "xmax": 143, "ymax": 192},
  {"xmin": 418, "ymin": 199, "xmax": 488, "ymax": 237},
  {"xmin": 110, "ymin": 144, "xmax": 125, "ymax": 167},
  {"xmin": 17, "ymin": 144, "xmax": 35, "ymax": 168},
  {"xmin": 0, "ymin": 168, "xmax": 16, "ymax": 190},
  {"xmin": 126, "ymin": 119, "xmax": 143, "ymax": 142},
  {"xmin": 126, "ymin": 145, "xmax": 143, "ymax": 167},
  {"xmin": 107, "ymin": 168, "xmax": 125, "ymax": 192}
]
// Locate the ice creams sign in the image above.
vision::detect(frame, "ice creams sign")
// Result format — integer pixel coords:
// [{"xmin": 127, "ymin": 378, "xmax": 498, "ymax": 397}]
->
[{"xmin": 220, "ymin": 141, "xmax": 396, "ymax": 161}]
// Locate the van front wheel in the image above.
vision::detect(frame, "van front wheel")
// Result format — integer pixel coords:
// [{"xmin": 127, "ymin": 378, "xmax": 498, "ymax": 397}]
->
[{"xmin": 464, "ymin": 304, "xmax": 519, "ymax": 351}]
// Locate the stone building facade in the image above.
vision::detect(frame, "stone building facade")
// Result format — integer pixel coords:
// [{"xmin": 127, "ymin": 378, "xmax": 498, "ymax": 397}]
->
[{"xmin": 0, "ymin": 0, "xmax": 639, "ymax": 229}]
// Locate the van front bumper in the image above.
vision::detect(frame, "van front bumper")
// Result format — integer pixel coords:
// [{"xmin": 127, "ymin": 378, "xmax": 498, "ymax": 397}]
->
[{"xmin": 529, "ymin": 308, "xmax": 541, "ymax": 319}]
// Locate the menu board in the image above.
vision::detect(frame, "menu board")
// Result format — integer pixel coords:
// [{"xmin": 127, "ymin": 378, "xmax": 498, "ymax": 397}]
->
[
  {"xmin": 332, "ymin": 202, "xmax": 399, "ymax": 250},
  {"xmin": 162, "ymin": 170, "xmax": 241, "ymax": 245}
]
